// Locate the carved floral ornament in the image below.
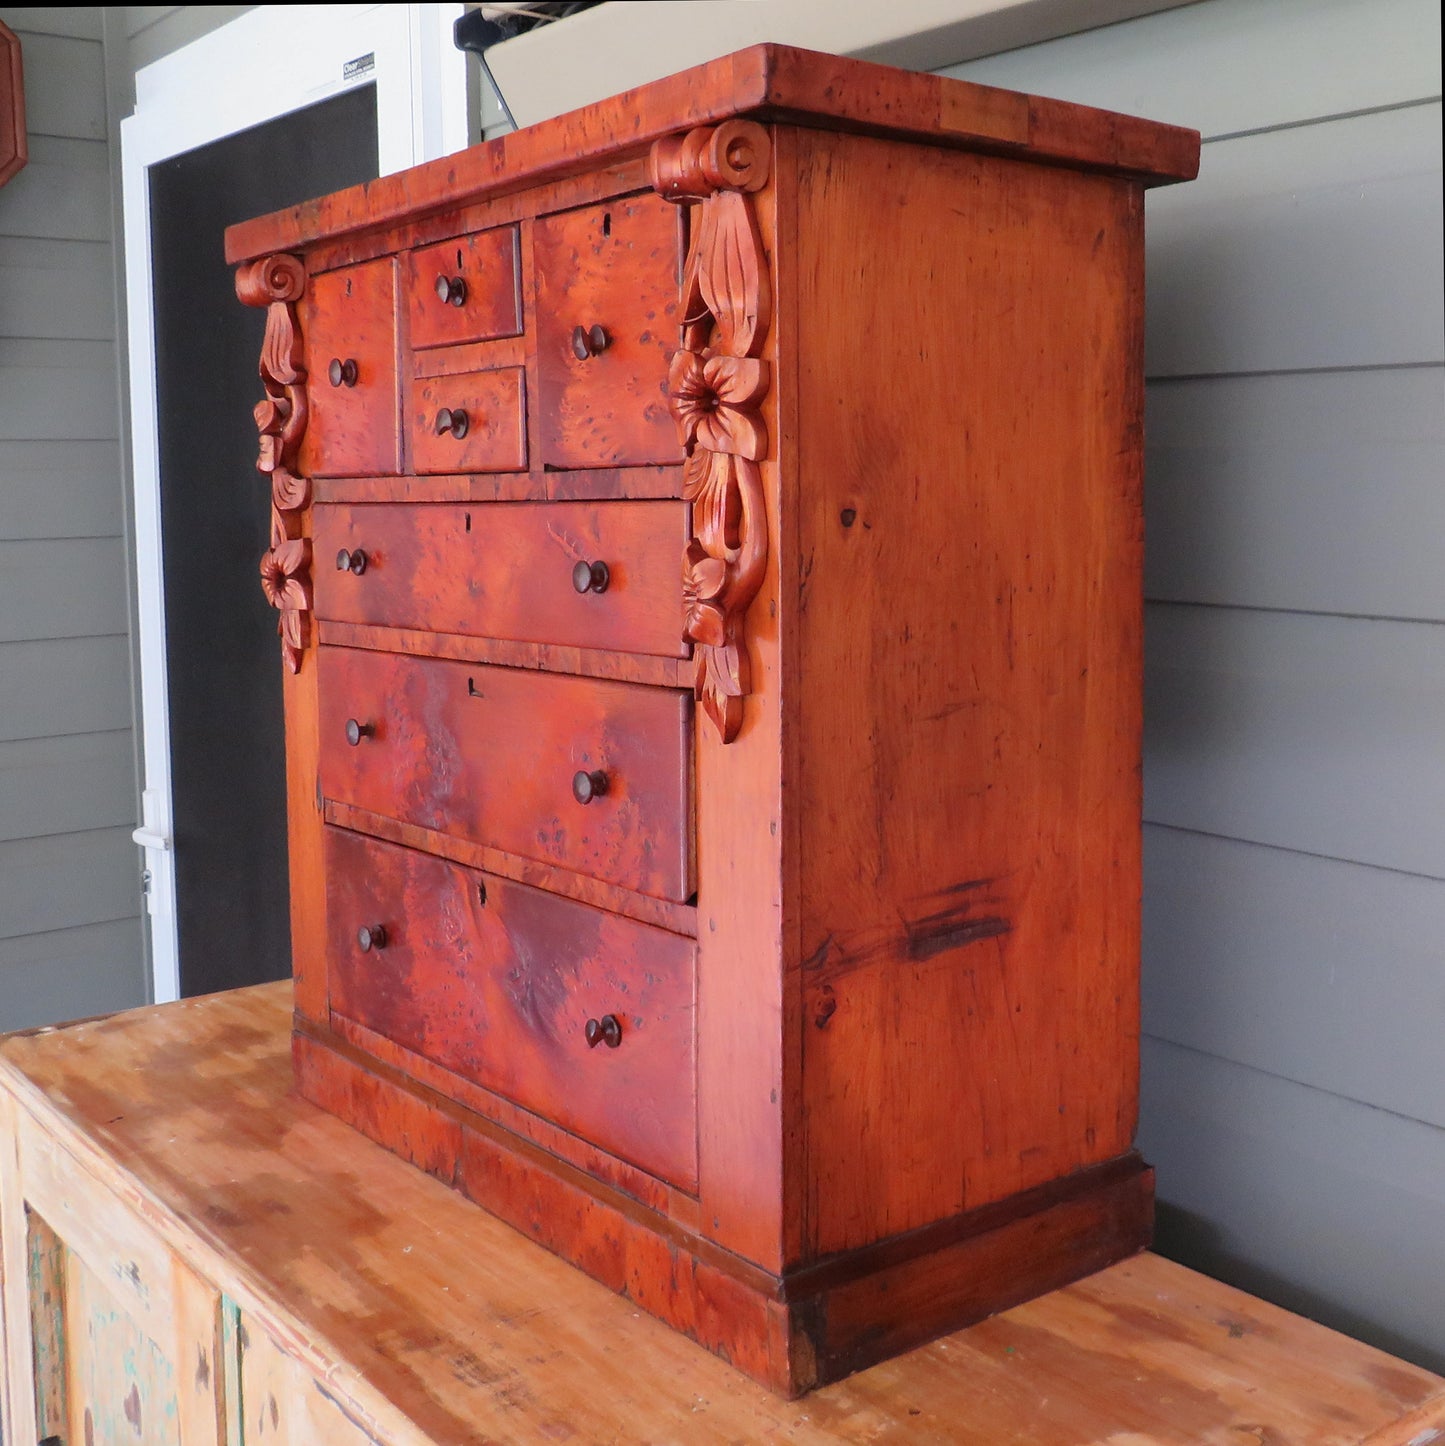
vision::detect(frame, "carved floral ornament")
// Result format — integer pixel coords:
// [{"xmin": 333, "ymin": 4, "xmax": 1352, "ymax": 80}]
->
[
  {"xmin": 235, "ymin": 253, "xmax": 312, "ymax": 673},
  {"xmin": 650, "ymin": 120, "xmax": 772, "ymax": 744}
]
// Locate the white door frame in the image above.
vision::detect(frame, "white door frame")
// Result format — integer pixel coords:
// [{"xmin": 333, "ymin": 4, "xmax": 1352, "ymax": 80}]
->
[{"xmin": 123, "ymin": 4, "xmax": 468, "ymax": 1004}]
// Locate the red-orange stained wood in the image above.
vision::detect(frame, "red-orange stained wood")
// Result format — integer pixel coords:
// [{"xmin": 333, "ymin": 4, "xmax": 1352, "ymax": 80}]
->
[
  {"xmin": 325, "ymin": 829, "xmax": 699, "ymax": 1191},
  {"xmin": 284, "ymin": 655, "xmax": 328, "ymax": 1024},
  {"xmin": 317, "ymin": 647, "xmax": 692, "ymax": 902},
  {"xmin": 407, "ymin": 226, "xmax": 521, "ymax": 349},
  {"xmin": 224, "ymin": 46, "xmax": 1198, "ymax": 265},
  {"xmin": 787, "ymin": 130, "xmax": 1147, "ymax": 1254},
  {"xmin": 407, "ymin": 367, "xmax": 527, "ymax": 474},
  {"xmin": 312, "ymin": 500, "xmax": 691, "ymax": 659},
  {"xmin": 299, "ymin": 259, "xmax": 399, "ymax": 478},
  {"xmin": 533, "ymin": 194, "xmax": 683, "ymax": 468}
]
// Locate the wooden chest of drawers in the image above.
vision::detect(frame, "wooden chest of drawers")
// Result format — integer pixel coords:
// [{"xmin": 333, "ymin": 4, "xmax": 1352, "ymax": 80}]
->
[{"xmin": 226, "ymin": 45, "xmax": 1198, "ymax": 1396}]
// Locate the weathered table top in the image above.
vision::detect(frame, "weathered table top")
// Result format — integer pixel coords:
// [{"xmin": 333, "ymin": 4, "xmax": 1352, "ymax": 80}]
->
[{"xmin": 2, "ymin": 983, "xmax": 1441, "ymax": 1444}]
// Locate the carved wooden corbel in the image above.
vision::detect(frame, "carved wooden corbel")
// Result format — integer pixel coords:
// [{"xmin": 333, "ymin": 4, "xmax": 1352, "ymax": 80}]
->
[
  {"xmin": 651, "ymin": 120, "xmax": 772, "ymax": 744},
  {"xmin": 236, "ymin": 253, "xmax": 311, "ymax": 673}
]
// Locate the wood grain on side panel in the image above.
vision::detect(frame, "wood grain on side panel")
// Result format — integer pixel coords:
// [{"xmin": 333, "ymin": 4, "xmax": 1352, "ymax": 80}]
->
[{"xmin": 791, "ymin": 129, "xmax": 1146, "ymax": 1254}]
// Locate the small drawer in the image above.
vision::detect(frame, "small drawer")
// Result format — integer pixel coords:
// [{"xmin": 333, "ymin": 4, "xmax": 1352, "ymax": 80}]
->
[
  {"xmin": 313, "ymin": 500, "xmax": 690, "ymax": 659},
  {"xmin": 409, "ymin": 367, "xmax": 526, "ymax": 474},
  {"xmin": 300, "ymin": 258, "xmax": 400, "ymax": 477},
  {"xmin": 534, "ymin": 194, "xmax": 683, "ymax": 469},
  {"xmin": 408, "ymin": 228, "xmax": 521, "ymax": 349},
  {"xmin": 326, "ymin": 828, "xmax": 698, "ymax": 1189},
  {"xmin": 318, "ymin": 647, "xmax": 692, "ymax": 902}
]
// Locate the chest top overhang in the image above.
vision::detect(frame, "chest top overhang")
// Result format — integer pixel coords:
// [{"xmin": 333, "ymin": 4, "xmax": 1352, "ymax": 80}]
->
[{"xmin": 223, "ymin": 42, "xmax": 1200, "ymax": 266}]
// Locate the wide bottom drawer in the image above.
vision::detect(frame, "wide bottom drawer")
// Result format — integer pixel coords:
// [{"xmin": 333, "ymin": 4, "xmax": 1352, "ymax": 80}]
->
[{"xmin": 325, "ymin": 828, "xmax": 698, "ymax": 1191}]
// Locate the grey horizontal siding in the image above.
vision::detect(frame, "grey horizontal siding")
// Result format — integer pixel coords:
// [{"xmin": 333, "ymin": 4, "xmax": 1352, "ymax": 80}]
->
[
  {"xmin": 0, "ymin": 731, "xmax": 139, "ymax": 842},
  {"xmin": 1145, "ymin": 367, "xmax": 1445, "ymax": 621},
  {"xmin": 7, "ymin": 30, "xmax": 106, "ymax": 140},
  {"xmin": 0, "ymin": 826, "xmax": 140, "ymax": 939},
  {"xmin": 0, "ymin": 637, "xmax": 133, "ymax": 742},
  {"xmin": 0, "ymin": 439, "xmax": 126, "ymax": 539},
  {"xmin": 1143, "ymin": 825, "xmax": 1445, "ymax": 1128},
  {"xmin": 124, "ymin": 5, "xmax": 255, "ymax": 71},
  {"xmin": 0, "ymin": 918, "xmax": 147, "ymax": 1033},
  {"xmin": 0, "ymin": 136, "xmax": 112, "ymax": 242},
  {"xmin": 0, "ymin": 538, "xmax": 130, "ymax": 641},
  {"xmin": 941, "ymin": 0, "xmax": 1442, "ymax": 138},
  {"xmin": 0, "ymin": 343, "xmax": 122, "ymax": 438},
  {"xmin": 0, "ymin": 9, "xmax": 103, "ymax": 41},
  {"xmin": 1140, "ymin": 1036, "xmax": 1445, "ymax": 1373},
  {"xmin": 1144, "ymin": 604, "xmax": 1445, "ymax": 878},
  {"xmin": 944, "ymin": 0, "xmax": 1445, "ymax": 1372},
  {"xmin": 0, "ymin": 5, "xmax": 145, "ymax": 1042},
  {"xmin": 1145, "ymin": 101, "xmax": 1444, "ymax": 376},
  {"xmin": 0, "ymin": 235, "xmax": 118, "ymax": 341}
]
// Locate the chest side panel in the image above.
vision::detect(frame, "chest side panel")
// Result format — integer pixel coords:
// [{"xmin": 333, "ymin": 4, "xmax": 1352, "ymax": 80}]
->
[{"xmin": 790, "ymin": 130, "xmax": 1146, "ymax": 1256}]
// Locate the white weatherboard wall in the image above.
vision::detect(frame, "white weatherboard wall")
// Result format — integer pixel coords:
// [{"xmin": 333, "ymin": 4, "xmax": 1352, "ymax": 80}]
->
[
  {"xmin": 946, "ymin": 0, "xmax": 1445, "ymax": 1370},
  {"xmin": 0, "ymin": 7, "xmax": 146, "ymax": 1030}
]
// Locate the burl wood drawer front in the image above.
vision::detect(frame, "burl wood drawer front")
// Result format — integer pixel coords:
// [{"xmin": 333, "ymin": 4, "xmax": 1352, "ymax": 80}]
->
[
  {"xmin": 318, "ymin": 646, "xmax": 692, "ymax": 901},
  {"xmin": 326, "ymin": 828, "xmax": 698, "ymax": 1189},
  {"xmin": 300, "ymin": 259, "xmax": 400, "ymax": 477},
  {"xmin": 534, "ymin": 195, "xmax": 683, "ymax": 468},
  {"xmin": 313, "ymin": 500, "xmax": 690, "ymax": 659},
  {"xmin": 408, "ymin": 367, "xmax": 527, "ymax": 474},
  {"xmin": 408, "ymin": 227, "xmax": 522, "ymax": 349}
]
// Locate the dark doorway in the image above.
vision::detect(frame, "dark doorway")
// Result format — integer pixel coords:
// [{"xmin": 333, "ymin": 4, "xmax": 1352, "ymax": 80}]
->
[{"xmin": 149, "ymin": 83, "xmax": 378, "ymax": 997}]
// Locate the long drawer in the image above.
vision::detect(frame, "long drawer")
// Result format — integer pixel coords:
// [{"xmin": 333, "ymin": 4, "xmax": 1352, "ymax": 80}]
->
[
  {"xmin": 326, "ymin": 828, "xmax": 698, "ymax": 1190},
  {"xmin": 313, "ymin": 501, "xmax": 690, "ymax": 659},
  {"xmin": 318, "ymin": 646, "xmax": 692, "ymax": 902}
]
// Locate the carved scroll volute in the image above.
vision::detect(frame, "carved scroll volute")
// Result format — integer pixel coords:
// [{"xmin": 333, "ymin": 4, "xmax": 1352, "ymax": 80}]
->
[
  {"xmin": 236, "ymin": 253, "xmax": 311, "ymax": 673},
  {"xmin": 651, "ymin": 120, "xmax": 772, "ymax": 744}
]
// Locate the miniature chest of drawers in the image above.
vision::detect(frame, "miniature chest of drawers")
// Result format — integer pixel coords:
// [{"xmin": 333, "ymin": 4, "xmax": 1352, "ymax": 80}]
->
[{"xmin": 226, "ymin": 44, "xmax": 1198, "ymax": 1396}]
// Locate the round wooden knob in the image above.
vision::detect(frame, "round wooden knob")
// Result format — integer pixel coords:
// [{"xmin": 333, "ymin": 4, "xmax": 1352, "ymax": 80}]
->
[
  {"xmin": 571, "ymin": 560, "xmax": 610, "ymax": 594},
  {"xmin": 572, "ymin": 769, "xmax": 608, "ymax": 805},
  {"xmin": 328, "ymin": 357, "xmax": 358, "ymax": 387},
  {"xmin": 335, "ymin": 548, "xmax": 367, "ymax": 575},
  {"xmin": 435, "ymin": 406, "xmax": 469, "ymax": 439},
  {"xmin": 435, "ymin": 274, "xmax": 467, "ymax": 306},
  {"xmin": 357, "ymin": 924, "xmax": 387, "ymax": 952},
  {"xmin": 584, "ymin": 1014, "xmax": 622, "ymax": 1049},
  {"xmin": 570, "ymin": 324, "xmax": 610, "ymax": 360},
  {"xmin": 345, "ymin": 718, "xmax": 373, "ymax": 747}
]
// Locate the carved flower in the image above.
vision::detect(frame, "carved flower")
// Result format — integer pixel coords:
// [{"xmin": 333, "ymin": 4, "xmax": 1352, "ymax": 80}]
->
[
  {"xmin": 668, "ymin": 350, "xmax": 768, "ymax": 460},
  {"xmin": 259, "ymin": 537, "xmax": 311, "ymax": 613},
  {"xmin": 682, "ymin": 539, "xmax": 728, "ymax": 648}
]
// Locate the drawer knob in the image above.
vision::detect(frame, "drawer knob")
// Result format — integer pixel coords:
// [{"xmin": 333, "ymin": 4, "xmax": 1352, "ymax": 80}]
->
[
  {"xmin": 357, "ymin": 923, "xmax": 388, "ymax": 952},
  {"xmin": 571, "ymin": 323, "xmax": 610, "ymax": 360},
  {"xmin": 328, "ymin": 357, "xmax": 358, "ymax": 388},
  {"xmin": 584, "ymin": 1014, "xmax": 622, "ymax": 1049},
  {"xmin": 345, "ymin": 718, "xmax": 374, "ymax": 747},
  {"xmin": 335, "ymin": 547, "xmax": 367, "ymax": 575},
  {"xmin": 572, "ymin": 769, "xmax": 609, "ymax": 805},
  {"xmin": 435, "ymin": 273, "xmax": 468, "ymax": 307},
  {"xmin": 571, "ymin": 559, "xmax": 610, "ymax": 594},
  {"xmin": 435, "ymin": 406, "xmax": 470, "ymax": 440}
]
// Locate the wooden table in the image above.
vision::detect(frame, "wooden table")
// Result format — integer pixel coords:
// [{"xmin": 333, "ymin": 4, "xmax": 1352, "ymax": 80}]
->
[{"xmin": 1, "ymin": 984, "xmax": 1441, "ymax": 1445}]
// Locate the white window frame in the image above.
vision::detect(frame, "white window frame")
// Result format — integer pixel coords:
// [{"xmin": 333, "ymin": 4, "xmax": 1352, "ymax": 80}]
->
[{"xmin": 122, "ymin": 4, "xmax": 468, "ymax": 1004}]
